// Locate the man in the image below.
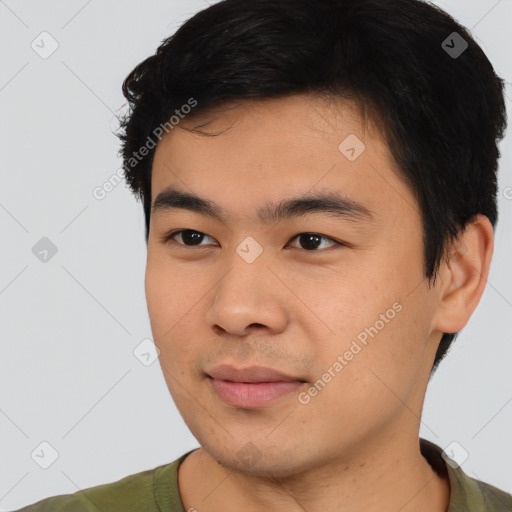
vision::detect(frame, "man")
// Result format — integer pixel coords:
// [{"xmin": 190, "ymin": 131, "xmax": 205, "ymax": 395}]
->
[{"xmin": 15, "ymin": 0, "xmax": 511, "ymax": 510}]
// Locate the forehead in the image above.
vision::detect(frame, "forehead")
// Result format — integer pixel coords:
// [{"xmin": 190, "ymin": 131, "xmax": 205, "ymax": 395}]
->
[
  {"xmin": 169, "ymin": 94, "xmax": 375, "ymax": 146},
  {"xmin": 150, "ymin": 94, "xmax": 416, "ymax": 226}
]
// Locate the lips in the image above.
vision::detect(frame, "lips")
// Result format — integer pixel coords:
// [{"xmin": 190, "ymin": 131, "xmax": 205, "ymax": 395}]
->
[
  {"xmin": 206, "ymin": 364, "xmax": 307, "ymax": 408},
  {"xmin": 206, "ymin": 364, "xmax": 307, "ymax": 383}
]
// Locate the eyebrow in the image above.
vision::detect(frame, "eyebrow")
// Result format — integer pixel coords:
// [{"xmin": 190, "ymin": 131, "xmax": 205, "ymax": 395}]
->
[{"xmin": 152, "ymin": 186, "xmax": 375, "ymax": 225}]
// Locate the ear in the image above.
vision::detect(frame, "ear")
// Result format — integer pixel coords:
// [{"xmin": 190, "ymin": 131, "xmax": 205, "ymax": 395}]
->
[{"xmin": 431, "ymin": 214, "xmax": 494, "ymax": 334}]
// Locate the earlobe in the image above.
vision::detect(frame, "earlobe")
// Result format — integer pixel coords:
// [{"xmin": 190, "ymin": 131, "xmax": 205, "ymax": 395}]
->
[{"xmin": 432, "ymin": 215, "xmax": 494, "ymax": 334}]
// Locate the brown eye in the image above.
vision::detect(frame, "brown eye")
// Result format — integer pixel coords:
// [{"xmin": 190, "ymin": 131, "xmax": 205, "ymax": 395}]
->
[
  {"xmin": 162, "ymin": 229, "xmax": 217, "ymax": 247},
  {"xmin": 287, "ymin": 233, "xmax": 340, "ymax": 251}
]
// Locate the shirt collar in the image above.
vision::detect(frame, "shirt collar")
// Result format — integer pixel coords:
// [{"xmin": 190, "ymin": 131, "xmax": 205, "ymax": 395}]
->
[{"xmin": 420, "ymin": 437, "xmax": 485, "ymax": 511}]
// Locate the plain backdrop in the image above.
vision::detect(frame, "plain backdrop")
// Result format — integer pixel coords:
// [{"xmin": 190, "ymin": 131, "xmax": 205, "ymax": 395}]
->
[{"xmin": 0, "ymin": 0, "xmax": 511, "ymax": 509}]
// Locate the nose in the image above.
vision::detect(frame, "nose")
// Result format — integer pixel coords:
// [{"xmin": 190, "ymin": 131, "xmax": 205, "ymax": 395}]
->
[{"xmin": 205, "ymin": 256, "xmax": 289, "ymax": 338}]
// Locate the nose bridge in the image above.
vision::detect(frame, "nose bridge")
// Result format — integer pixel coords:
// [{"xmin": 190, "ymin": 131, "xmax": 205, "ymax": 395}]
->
[{"xmin": 218, "ymin": 237, "xmax": 270, "ymax": 300}]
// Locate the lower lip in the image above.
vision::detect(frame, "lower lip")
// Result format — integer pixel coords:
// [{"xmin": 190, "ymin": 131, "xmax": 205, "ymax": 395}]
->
[{"xmin": 208, "ymin": 377, "xmax": 305, "ymax": 408}]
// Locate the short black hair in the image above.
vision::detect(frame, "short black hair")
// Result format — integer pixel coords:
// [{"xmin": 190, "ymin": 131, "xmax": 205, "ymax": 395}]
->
[{"xmin": 117, "ymin": 0, "xmax": 508, "ymax": 373}]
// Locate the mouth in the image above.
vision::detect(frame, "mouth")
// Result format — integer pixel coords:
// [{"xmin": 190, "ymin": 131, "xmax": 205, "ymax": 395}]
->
[
  {"xmin": 206, "ymin": 364, "xmax": 308, "ymax": 408},
  {"xmin": 206, "ymin": 364, "xmax": 308, "ymax": 383}
]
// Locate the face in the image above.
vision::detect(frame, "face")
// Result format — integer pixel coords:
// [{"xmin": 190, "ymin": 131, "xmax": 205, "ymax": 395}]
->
[{"xmin": 146, "ymin": 94, "xmax": 444, "ymax": 477}]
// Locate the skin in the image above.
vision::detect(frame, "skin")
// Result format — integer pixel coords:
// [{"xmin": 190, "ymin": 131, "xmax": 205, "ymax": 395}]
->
[{"xmin": 145, "ymin": 93, "xmax": 494, "ymax": 512}]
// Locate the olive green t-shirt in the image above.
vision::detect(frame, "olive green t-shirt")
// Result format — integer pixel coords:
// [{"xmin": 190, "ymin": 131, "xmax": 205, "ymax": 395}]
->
[{"xmin": 13, "ymin": 438, "xmax": 512, "ymax": 511}]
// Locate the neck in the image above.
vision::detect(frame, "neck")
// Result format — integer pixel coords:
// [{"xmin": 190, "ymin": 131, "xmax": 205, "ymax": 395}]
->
[{"xmin": 178, "ymin": 429, "xmax": 450, "ymax": 512}]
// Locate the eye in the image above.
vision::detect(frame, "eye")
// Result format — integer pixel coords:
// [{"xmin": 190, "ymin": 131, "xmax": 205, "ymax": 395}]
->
[
  {"xmin": 161, "ymin": 229, "xmax": 343, "ymax": 251},
  {"xmin": 161, "ymin": 229, "xmax": 216, "ymax": 247},
  {"xmin": 287, "ymin": 233, "xmax": 341, "ymax": 251}
]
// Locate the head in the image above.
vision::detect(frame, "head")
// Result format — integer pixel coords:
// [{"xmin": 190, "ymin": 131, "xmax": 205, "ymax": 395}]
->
[{"xmin": 117, "ymin": 0, "xmax": 507, "ymax": 475}]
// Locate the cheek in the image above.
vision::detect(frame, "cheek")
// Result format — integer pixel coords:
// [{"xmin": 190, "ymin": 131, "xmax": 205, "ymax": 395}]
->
[
  {"xmin": 345, "ymin": 295, "xmax": 432, "ymax": 401},
  {"xmin": 145, "ymin": 258, "xmax": 187, "ymax": 348},
  {"xmin": 297, "ymin": 264, "xmax": 400, "ymax": 351},
  {"xmin": 308, "ymin": 267, "xmax": 432, "ymax": 397},
  {"xmin": 307, "ymin": 305, "xmax": 429, "ymax": 441},
  {"xmin": 144, "ymin": 255, "xmax": 209, "ymax": 371},
  {"xmin": 145, "ymin": 259, "xmax": 173, "ymax": 334}
]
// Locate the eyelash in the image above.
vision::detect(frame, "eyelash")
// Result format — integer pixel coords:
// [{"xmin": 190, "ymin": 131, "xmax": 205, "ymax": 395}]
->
[{"xmin": 159, "ymin": 229, "xmax": 345, "ymax": 252}]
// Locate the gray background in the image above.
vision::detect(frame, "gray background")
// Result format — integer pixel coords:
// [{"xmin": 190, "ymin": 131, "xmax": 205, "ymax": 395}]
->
[{"xmin": 0, "ymin": 0, "xmax": 511, "ymax": 508}]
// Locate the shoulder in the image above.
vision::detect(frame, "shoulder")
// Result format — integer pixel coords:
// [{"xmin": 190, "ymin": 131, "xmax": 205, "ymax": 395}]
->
[
  {"xmin": 11, "ymin": 458, "xmax": 182, "ymax": 512},
  {"xmin": 419, "ymin": 438, "xmax": 512, "ymax": 511},
  {"xmin": 475, "ymin": 479, "xmax": 512, "ymax": 511},
  {"xmin": 446, "ymin": 458, "xmax": 512, "ymax": 510}
]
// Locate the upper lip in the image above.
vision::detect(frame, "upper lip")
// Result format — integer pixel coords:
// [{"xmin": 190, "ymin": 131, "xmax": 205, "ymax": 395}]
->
[{"xmin": 206, "ymin": 364, "xmax": 306, "ymax": 383}]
